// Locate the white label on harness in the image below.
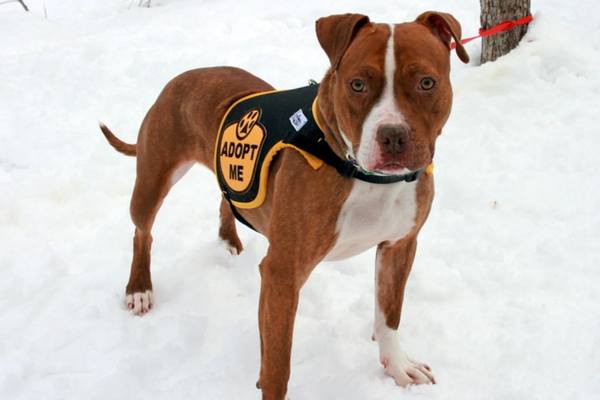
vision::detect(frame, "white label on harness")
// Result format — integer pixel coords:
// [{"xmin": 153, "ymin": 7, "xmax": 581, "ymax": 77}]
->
[{"xmin": 289, "ymin": 109, "xmax": 308, "ymax": 132}]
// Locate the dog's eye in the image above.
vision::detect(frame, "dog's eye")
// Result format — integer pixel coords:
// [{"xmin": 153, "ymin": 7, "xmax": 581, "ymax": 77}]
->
[
  {"xmin": 419, "ymin": 77, "xmax": 436, "ymax": 91},
  {"xmin": 350, "ymin": 79, "xmax": 365, "ymax": 93}
]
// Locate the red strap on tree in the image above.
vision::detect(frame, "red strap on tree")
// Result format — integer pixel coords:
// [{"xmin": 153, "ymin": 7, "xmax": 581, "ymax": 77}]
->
[{"xmin": 450, "ymin": 15, "xmax": 533, "ymax": 49}]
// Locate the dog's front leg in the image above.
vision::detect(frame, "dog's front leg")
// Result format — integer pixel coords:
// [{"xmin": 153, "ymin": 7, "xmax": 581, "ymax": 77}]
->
[
  {"xmin": 257, "ymin": 249, "xmax": 314, "ymax": 400},
  {"xmin": 374, "ymin": 236, "xmax": 436, "ymax": 386}
]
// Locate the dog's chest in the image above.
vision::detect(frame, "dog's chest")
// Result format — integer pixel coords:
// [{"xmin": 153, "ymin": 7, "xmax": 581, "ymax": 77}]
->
[{"xmin": 325, "ymin": 181, "xmax": 417, "ymax": 261}]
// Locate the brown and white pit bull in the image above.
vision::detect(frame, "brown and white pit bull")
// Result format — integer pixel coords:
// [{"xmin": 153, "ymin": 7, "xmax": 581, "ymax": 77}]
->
[{"xmin": 100, "ymin": 11, "xmax": 468, "ymax": 399}]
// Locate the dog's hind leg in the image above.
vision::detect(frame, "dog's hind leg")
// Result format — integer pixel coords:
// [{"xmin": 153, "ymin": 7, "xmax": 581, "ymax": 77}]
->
[
  {"xmin": 218, "ymin": 198, "xmax": 244, "ymax": 255},
  {"xmin": 125, "ymin": 159, "xmax": 193, "ymax": 315}
]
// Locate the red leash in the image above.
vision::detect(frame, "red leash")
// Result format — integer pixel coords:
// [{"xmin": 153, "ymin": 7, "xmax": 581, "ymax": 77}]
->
[{"xmin": 450, "ymin": 15, "xmax": 533, "ymax": 49}]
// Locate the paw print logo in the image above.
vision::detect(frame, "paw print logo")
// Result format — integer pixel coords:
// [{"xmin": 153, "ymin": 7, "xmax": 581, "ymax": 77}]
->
[{"xmin": 236, "ymin": 109, "xmax": 261, "ymax": 140}]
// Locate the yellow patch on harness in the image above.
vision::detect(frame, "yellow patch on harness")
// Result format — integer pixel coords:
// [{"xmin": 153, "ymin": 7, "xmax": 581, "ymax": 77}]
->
[
  {"xmin": 219, "ymin": 109, "xmax": 265, "ymax": 193},
  {"xmin": 215, "ymin": 87, "xmax": 325, "ymax": 210}
]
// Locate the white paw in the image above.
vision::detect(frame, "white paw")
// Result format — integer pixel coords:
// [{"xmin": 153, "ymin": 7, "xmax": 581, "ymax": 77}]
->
[
  {"xmin": 219, "ymin": 238, "xmax": 240, "ymax": 256},
  {"xmin": 126, "ymin": 290, "xmax": 154, "ymax": 315},
  {"xmin": 380, "ymin": 352, "xmax": 435, "ymax": 386},
  {"xmin": 373, "ymin": 306, "xmax": 435, "ymax": 387}
]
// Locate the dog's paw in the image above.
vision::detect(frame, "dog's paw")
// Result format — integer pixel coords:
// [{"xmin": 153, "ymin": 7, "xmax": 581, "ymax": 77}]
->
[
  {"xmin": 220, "ymin": 238, "xmax": 243, "ymax": 256},
  {"xmin": 380, "ymin": 353, "xmax": 435, "ymax": 387},
  {"xmin": 126, "ymin": 290, "xmax": 154, "ymax": 315}
]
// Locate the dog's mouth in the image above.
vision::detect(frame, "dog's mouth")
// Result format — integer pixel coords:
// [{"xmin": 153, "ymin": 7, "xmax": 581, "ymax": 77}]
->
[
  {"xmin": 363, "ymin": 160, "xmax": 411, "ymax": 176},
  {"xmin": 374, "ymin": 161, "xmax": 407, "ymax": 174},
  {"xmin": 355, "ymin": 145, "xmax": 425, "ymax": 176},
  {"xmin": 358, "ymin": 145, "xmax": 414, "ymax": 175}
]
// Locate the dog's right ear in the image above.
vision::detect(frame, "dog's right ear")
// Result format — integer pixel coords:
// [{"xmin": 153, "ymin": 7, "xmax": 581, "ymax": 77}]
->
[
  {"xmin": 416, "ymin": 11, "xmax": 470, "ymax": 63},
  {"xmin": 316, "ymin": 13, "xmax": 370, "ymax": 70}
]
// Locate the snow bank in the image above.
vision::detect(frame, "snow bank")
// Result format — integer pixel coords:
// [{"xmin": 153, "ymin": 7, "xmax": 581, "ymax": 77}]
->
[{"xmin": 1, "ymin": 1, "xmax": 599, "ymax": 399}]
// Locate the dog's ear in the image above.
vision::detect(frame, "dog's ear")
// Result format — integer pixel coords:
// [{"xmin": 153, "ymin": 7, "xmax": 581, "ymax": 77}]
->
[
  {"xmin": 416, "ymin": 11, "xmax": 470, "ymax": 63},
  {"xmin": 316, "ymin": 13, "xmax": 370, "ymax": 70}
]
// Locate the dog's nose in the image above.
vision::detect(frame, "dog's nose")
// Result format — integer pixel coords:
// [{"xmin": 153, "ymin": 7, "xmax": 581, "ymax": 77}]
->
[{"xmin": 376, "ymin": 124, "xmax": 410, "ymax": 155}]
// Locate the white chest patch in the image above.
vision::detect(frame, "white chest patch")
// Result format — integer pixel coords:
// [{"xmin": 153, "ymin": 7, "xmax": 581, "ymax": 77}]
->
[
  {"xmin": 325, "ymin": 181, "xmax": 417, "ymax": 261},
  {"xmin": 325, "ymin": 24, "xmax": 417, "ymax": 261}
]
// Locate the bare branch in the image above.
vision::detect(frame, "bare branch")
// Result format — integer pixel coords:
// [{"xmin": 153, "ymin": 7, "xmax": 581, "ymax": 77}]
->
[
  {"xmin": 0, "ymin": 0, "xmax": 28, "ymax": 11},
  {"xmin": 17, "ymin": 0, "xmax": 28, "ymax": 11}
]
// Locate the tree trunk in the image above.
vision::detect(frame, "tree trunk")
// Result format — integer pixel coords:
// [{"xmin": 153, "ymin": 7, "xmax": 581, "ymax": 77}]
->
[{"xmin": 480, "ymin": 0, "xmax": 531, "ymax": 63}]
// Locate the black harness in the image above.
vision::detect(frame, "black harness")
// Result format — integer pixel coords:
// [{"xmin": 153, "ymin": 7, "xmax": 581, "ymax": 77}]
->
[{"xmin": 215, "ymin": 82, "xmax": 425, "ymax": 231}]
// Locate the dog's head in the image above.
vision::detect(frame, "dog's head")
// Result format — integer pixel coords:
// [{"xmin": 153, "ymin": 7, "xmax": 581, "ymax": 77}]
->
[{"xmin": 316, "ymin": 12, "xmax": 469, "ymax": 174}]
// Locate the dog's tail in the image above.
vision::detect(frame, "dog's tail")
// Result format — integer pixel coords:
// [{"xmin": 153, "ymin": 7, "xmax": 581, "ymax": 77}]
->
[{"xmin": 99, "ymin": 122, "xmax": 137, "ymax": 157}]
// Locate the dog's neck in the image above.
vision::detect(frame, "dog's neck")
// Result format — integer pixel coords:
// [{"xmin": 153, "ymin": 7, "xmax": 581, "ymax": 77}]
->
[{"xmin": 315, "ymin": 74, "xmax": 354, "ymax": 161}]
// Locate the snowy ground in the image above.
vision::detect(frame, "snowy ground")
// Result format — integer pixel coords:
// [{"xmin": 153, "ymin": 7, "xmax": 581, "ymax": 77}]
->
[{"xmin": 1, "ymin": 1, "xmax": 599, "ymax": 399}]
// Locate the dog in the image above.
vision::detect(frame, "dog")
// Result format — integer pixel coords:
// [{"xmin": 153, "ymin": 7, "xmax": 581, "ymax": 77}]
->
[{"xmin": 100, "ymin": 11, "xmax": 468, "ymax": 399}]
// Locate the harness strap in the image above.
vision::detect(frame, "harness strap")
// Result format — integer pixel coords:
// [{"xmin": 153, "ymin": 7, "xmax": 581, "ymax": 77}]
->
[{"xmin": 283, "ymin": 125, "xmax": 425, "ymax": 184}]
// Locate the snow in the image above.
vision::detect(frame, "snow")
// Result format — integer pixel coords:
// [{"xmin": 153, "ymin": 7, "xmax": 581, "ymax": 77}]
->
[{"xmin": 1, "ymin": 1, "xmax": 599, "ymax": 399}]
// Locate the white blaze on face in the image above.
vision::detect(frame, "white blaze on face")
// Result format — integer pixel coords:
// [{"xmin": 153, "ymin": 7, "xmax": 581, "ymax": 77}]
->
[{"xmin": 356, "ymin": 24, "xmax": 410, "ymax": 173}]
